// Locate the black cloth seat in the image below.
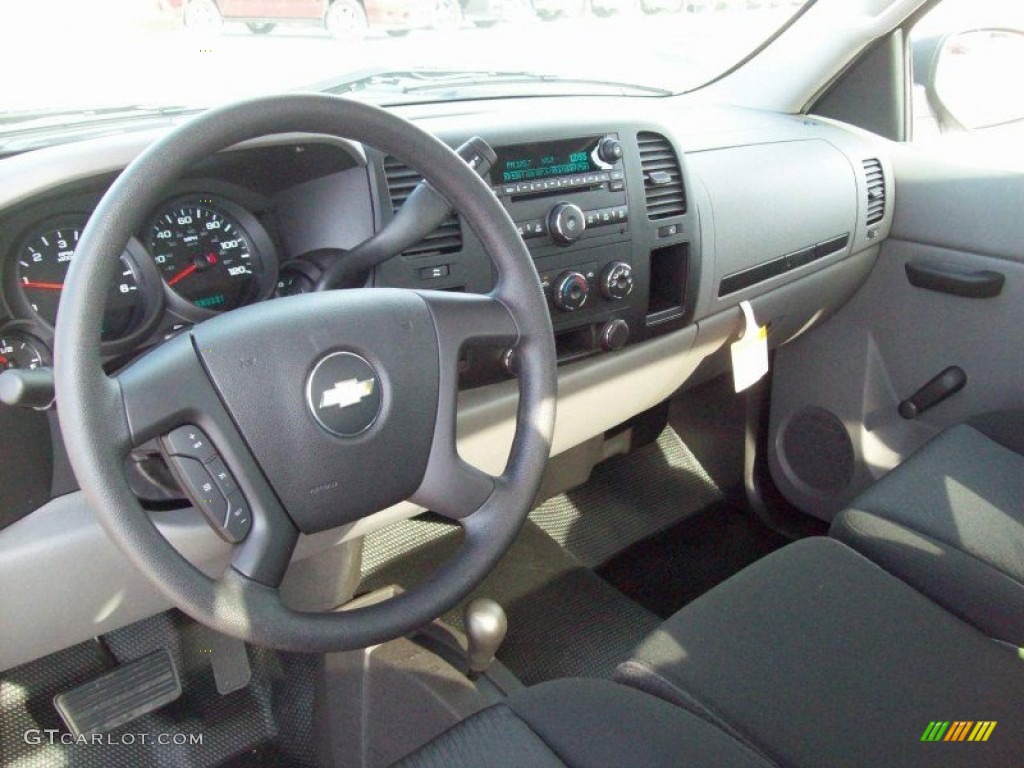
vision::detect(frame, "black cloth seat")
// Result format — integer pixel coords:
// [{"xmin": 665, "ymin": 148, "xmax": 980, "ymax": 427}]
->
[
  {"xmin": 399, "ymin": 538, "xmax": 1024, "ymax": 767},
  {"xmin": 614, "ymin": 538, "xmax": 1024, "ymax": 768},
  {"xmin": 393, "ymin": 678, "xmax": 774, "ymax": 767},
  {"xmin": 830, "ymin": 423, "xmax": 1024, "ymax": 645}
]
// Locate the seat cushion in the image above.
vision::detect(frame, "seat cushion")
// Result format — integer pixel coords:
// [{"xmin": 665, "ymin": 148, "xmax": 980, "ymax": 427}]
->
[
  {"xmin": 615, "ymin": 538, "xmax": 1024, "ymax": 768},
  {"xmin": 393, "ymin": 678, "xmax": 774, "ymax": 768},
  {"xmin": 831, "ymin": 423, "xmax": 1024, "ymax": 644}
]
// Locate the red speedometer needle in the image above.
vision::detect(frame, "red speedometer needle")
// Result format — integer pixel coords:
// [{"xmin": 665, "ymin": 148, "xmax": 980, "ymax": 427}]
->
[
  {"xmin": 167, "ymin": 263, "xmax": 198, "ymax": 286},
  {"xmin": 21, "ymin": 280, "xmax": 64, "ymax": 290}
]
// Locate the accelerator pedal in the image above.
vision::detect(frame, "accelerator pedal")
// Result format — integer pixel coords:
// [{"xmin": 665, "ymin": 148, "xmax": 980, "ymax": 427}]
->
[{"xmin": 54, "ymin": 649, "xmax": 181, "ymax": 737}]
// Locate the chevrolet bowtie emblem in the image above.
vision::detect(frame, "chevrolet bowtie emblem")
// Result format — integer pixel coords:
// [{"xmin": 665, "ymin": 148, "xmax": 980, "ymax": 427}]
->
[{"xmin": 319, "ymin": 377, "xmax": 376, "ymax": 410}]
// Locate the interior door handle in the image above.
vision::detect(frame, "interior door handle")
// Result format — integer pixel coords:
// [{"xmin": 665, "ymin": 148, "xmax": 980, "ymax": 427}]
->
[{"xmin": 905, "ymin": 261, "xmax": 1005, "ymax": 298}]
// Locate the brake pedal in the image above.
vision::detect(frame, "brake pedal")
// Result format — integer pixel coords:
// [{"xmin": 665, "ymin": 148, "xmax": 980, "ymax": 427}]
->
[{"xmin": 54, "ymin": 649, "xmax": 181, "ymax": 737}]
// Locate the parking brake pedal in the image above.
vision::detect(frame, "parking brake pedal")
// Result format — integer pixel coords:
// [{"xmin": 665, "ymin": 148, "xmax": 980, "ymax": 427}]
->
[{"xmin": 54, "ymin": 649, "xmax": 181, "ymax": 738}]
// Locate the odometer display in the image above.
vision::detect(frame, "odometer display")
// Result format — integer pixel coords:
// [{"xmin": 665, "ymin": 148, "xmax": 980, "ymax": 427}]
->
[
  {"xmin": 148, "ymin": 202, "xmax": 260, "ymax": 311},
  {"xmin": 16, "ymin": 217, "xmax": 144, "ymax": 340}
]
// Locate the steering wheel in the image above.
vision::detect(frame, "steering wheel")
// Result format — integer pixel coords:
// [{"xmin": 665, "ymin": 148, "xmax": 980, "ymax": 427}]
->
[{"xmin": 54, "ymin": 94, "xmax": 557, "ymax": 652}]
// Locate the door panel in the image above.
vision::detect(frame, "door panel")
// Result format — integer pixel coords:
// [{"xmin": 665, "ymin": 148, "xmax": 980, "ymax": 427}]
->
[{"xmin": 768, "ymin": 146, "xmax": 1024, "ymax": 520}]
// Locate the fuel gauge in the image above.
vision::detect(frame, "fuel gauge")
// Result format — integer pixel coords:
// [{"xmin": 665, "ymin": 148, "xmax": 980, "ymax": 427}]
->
[{"xmin": 0, "ymin": 333, "xmax": 46, "ymax": 371}]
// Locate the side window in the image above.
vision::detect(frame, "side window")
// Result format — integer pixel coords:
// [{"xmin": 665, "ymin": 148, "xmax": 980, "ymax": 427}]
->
[{"xmin": 910, "ymin": 0, "xmax": 1024, "ymax": 156}]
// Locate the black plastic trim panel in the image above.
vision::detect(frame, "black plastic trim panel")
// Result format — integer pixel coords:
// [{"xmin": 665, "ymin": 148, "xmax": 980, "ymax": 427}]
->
[{"xmin": 718, "ymin": 233, "xmax": 850, "ymax": 297}]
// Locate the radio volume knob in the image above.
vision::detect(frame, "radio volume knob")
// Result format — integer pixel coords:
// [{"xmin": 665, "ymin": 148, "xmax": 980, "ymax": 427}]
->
[
  {"xmin": 548, "ymin": 203, "xmax": 586, "ymax": 245},
  {"xmin": 598, "ymin": 137, "xmax": 624, "ymax": 164},
  {"xmin": 553, "ymin": 271, "xmax": 590, "ymax": 312},
  {"xmin": 600, "ymin": 261, "xmax": 634, "ymax": 300}
]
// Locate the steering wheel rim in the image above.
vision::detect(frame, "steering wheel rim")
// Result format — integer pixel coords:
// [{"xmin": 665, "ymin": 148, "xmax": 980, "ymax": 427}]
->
[{"xmin": 54, "ymin": 94, "xmax": 557, "ymax": 652}]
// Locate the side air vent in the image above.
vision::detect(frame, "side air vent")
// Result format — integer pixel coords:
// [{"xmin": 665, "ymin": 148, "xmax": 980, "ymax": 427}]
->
[
  {"xmin": 863, "ymin": 158, "xmax": 886, "ymax": 226},
  {"xmin": 638, "ymin": 132, "xmax": 686, "ymax": 220},
  {"xmin": 383, "ymin": 158, "xmax": 463, "ymax": 257}
]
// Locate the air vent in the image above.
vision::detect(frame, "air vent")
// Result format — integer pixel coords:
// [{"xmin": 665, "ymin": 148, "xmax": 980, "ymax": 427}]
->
[
  {"xmin": 383, "ymin": 158, "xmax": 463, "ymax": 257},
  {"xmin": 638, "ymin": 132, "xmax": 686, "ymax": 220},
  {"xmin": 863, "ymin": 158, "xmax": 886, "ymax": 226}
]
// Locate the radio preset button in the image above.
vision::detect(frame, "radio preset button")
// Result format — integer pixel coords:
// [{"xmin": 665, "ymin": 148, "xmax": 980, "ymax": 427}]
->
[
  {"xmin": 516, "ymin": 219, "xmax": 547, "ymax": 240},
  {"xmin": 582, "ymin": 206, "xmax": 629, "ymax": 229}
]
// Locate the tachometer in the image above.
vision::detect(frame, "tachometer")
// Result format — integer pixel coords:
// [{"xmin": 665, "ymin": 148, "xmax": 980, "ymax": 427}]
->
[
  {"xmin": 148, "ymin": 201, "xmax": 262, "ymax": 311},
  {"xmin": 15, "ymin": 216, "xmax": 146, "ymax": 340}
]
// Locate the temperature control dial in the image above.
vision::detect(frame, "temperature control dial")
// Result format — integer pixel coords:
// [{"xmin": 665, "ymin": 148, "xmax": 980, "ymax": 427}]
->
[
  {"xmin": 548, "ymin": 203, "xmax": 586, "ymax": 245},
  {"xmin": 600, "ymin": 261, "xmax": 634, "ymax": 300},
  {"xmin": 552, "ymin": 271, "xmax": 590, "ymax": 312}
]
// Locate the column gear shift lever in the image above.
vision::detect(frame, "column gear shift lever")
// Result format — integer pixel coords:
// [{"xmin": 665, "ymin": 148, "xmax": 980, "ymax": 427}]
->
[{"xmin": 463, "ymin": 598, "xmax": 508, "ymax": 680}]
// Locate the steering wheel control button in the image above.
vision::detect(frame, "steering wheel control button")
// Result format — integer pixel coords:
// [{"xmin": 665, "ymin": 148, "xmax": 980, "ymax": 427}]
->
[
  {"xmin": 306, "ymin": 352, "xmax": 383, "ymax": 438},
  {"xmin": 163, "ymin": 424, "xmax": 217, "ymax": 462},
  {"xmin": 171, "ymin": 456, "xmax": 228, "ymax": 527},
  {"xmin": 206, "ymin": 456, "xmax": 238, "ymax": 496},
  {"xmin": 223, "ymin": 493, "xmax": 252, "ymax": 542}
]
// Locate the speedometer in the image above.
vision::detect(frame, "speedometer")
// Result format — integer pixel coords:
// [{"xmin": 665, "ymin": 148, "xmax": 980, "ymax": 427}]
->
[{"xmin": 148, "ymin": 201, "xmax": 261, "ymax": 311}]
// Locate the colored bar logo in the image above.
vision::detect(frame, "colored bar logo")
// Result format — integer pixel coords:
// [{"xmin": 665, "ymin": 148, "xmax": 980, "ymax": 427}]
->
[{"xmin": 921, "ymin": 721, "xmax": 997, "ymax": 742}]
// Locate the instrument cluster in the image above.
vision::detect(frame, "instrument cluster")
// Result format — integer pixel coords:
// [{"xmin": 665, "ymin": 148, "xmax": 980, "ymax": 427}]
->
[{"xmin": 0, "ymin": 189, "xmax": 280, "ymax": 368}]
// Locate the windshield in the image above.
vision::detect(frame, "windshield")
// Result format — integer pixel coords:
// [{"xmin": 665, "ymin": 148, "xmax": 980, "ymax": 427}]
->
[{"xmin": 1, "ymin": 0, "xmax": 809, "ymax": 125}]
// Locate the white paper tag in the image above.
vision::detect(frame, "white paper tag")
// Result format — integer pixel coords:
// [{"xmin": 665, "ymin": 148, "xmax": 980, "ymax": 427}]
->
[{"xmin": 730, "ymin": 301, "xmax": 768, "ymax": 393}]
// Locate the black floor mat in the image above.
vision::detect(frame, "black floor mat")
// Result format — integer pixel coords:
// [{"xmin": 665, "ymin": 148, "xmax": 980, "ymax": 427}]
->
[
  {"xmin": 528, "ymin": 427, "xmax": 722, "ymax": 567},
  {"xmin": 0, "ymin": 612, "xmax": 317, "ymax": 768},
  {"xmin": 361, "ymin": 519, "xmax": 661, "ymax": 685},
  {"xmin": 596, "ymin": 501, "xmax": 790, "ymax": 618}
]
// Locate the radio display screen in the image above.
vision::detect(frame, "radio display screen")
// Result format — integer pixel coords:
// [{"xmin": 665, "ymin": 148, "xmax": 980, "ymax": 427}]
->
[{"xmin": 494, "ymin": 137, "xmax": 601, "ymax": 183}]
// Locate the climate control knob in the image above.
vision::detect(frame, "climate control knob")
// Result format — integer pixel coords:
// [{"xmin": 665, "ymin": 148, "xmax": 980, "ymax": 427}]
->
[
  {"xmin": 548, "ymin": 203, "xmax": 586, "ymax": 246},
  {"xmin": 552, "ymin": 271, "xmax": 590, "ymax": 312},
  {"xmin": 597, "ymin": 137, "xmax": 624, "ymax": 164},
  {"xmin": 600, "ymin": 261, "xmax": 634, "ymax": 300}
]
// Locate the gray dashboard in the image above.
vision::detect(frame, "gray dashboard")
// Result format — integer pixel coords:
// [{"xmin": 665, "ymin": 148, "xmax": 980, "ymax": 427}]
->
[{"xmin": 0, "ymin": 94, "xmax": 893, "ymax": 670}]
